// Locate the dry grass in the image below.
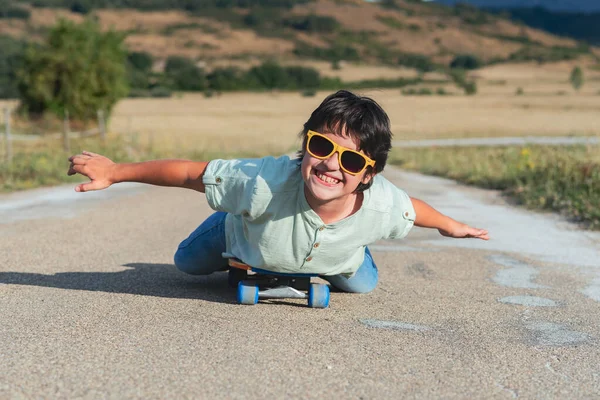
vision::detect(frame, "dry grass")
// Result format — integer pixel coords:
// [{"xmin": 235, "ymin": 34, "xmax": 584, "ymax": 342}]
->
[
  {"xmin": 103, "ymin": 62, "xmax": 600, "ymax": 152},
  {"xmin": 3, "ymin": 62, "xmax": 600, "ymax": 156}
]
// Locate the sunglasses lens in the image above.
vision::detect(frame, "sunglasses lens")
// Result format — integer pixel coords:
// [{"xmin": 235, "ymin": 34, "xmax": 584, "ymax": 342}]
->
[
  {"xmin": 308, "ymin": 135, "xmax": 334, "ymax": 157},
  {"xmin": 340, "ymin": 151, "xmax": 367, "ymax": 174}
]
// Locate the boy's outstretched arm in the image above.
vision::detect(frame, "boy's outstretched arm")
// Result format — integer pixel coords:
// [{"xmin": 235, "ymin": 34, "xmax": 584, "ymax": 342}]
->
[
  {"xmin": 67, "ymin": 151, "xmax": 209, "ymax": 193},
  {"xmin": 410, "ymin": 197, "xmax": 489, "ymax": 240}
]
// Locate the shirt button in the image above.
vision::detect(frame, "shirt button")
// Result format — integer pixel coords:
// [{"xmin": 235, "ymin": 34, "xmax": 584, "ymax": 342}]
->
[
  {"xmin": 216, "ymin": 177, "xmax": 222, "ymax": 183},
  {"xmin": 404, "ymin": 211, "xmax": 409, "ymax": 217},
  {"xmin": 313, "ymin": 243, "xmax": 320, "ymax": 248},
  {"xmin": 306, "ymin": 256, "xmax": 313, "ymax": 262},
  {"xmin": 319, "ymin": 226, "xmax": 325, "ymax": 231}
]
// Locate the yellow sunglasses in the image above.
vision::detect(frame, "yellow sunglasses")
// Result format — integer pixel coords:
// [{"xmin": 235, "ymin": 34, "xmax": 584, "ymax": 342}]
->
[{"xmin": 306, "ymin": 130, "xmax": 375, "ymax": 175}]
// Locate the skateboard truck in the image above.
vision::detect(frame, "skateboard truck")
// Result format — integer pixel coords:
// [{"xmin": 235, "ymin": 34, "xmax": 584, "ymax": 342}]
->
[{"xmin": 224, "ymin": 255, "xmax": 330, "ymax": 308}]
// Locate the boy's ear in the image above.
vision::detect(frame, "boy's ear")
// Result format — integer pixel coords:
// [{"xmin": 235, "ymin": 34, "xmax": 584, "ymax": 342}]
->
[{"xmin": 361, "ymin": 170, "xmax": 377, "ymax": 185}]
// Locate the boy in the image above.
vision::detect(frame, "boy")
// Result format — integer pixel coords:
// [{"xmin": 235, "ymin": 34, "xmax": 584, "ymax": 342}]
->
[{"xmin": 68, "ymin": 90, "xmax": 488, "ymax": 294}]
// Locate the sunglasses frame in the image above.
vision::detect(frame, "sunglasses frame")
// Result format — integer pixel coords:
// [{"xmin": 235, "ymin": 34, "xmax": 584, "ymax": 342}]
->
[{"xmin": 306, "ymin": 130, "xmax": 376, "ymax": 175}]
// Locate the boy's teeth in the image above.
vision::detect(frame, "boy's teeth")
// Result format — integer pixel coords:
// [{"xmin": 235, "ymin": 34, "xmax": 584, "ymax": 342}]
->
[{"xmin": 316, "ymin": 172, "xmax": 340, "ymax": 184}]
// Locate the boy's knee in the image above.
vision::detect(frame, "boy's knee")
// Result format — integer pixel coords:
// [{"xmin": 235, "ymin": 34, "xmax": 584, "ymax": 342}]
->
[
  {"xmin": 349, "ymin": 276, "xmax": 378, "ymax": 294},
  {"xmin": 173, "ymin": 249, "xmax": 202, "ymax": 275},
  {"xmin": 325, "ymin": 274, "xmax": 378, "ymax": 293}
]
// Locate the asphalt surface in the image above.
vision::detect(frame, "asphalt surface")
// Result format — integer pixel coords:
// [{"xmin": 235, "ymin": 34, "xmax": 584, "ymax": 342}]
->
[{"xmin": 1, "ymin": 166, "xmax": 600, "ymax": 399}]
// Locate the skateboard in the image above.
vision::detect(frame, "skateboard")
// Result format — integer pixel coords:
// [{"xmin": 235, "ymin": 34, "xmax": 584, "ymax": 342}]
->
[{"xmin": 227, "ymin": 258, "xmax": 330, "ymax": 308}]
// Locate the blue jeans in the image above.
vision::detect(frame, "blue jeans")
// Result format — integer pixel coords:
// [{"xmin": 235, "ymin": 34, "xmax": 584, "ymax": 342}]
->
[{"xmin": 174, "ymin": 212, "xmax": 378, "ymax": 294}]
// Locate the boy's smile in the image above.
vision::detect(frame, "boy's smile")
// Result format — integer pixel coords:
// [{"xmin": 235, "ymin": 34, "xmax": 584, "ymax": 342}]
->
[{"xmin": 301, "ymin": 131, "xmax": 372, "ymax": 219}]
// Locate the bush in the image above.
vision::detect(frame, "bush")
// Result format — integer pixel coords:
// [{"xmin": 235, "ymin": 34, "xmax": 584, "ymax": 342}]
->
[
  {"xmin": 1, "ymin": 6, "xmax": 31, "ymax": 19},
  {"xmin": 150, "ymin": 86, "xmax": 172, "ymax": 98},
  {"xmin": 293, "ymin": 42, "xmax": 360, "ymax": 62},
  {"xmin": 246, "ymin": 61, "xmax": 288, "ymax": 89},
  {"xmin": 164, "ymin": 56, "xmax": 205, "ymax": 91},
  {"xmin": 243, "ymin": 7, "xmax": 283, "ymax": 30},
  {"xmin": 69, "ymin": 0, "xmax": 91, "ymax": 14},
  {"xmin": 285, "ymin": 66, "xmax": 320, "ymax": 89},
  {"xmin": 463, "ymin": 81, "xmax": 477, "ymax": 95},
  {"xmin": 397, "ymin": 53, "xmax": 437, "ymax": 72},
  {"xmin": 0, "ymin": 35, "xmax": 26, "ymax": 99},
  {"xmin": 448, "ymin": 69, "xmax": 477, "ymax": 95},
  {"xmin": 207, "ymin": 67, "xmax": 245, "ymax": 91},
  {"xmin": 450, "ymin": 54, "xmax": 482, "ymax": 70},
  {"xmin": 128, "ymin": 51, "xmax": 154, "ymax": 72},
  {"xmin": 570, "ymin": 66, "xmax": 584, "ymax": 91},
  {"xmin": 401, "ymin": 87, "xmax": 434, "ymax": 96},
  {"xmin": 508, "ymin": 45, "xmax": 588, "ymax": 64},
  {"xmin": 283, "ymin": 14, "xmax": 339, "ymax": 33}
]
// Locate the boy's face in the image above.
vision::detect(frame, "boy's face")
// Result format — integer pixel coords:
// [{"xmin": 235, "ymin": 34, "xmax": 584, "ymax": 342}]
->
[{"xmin": 301, "ymin": 130, "xmax": 373, "ymax": 207}]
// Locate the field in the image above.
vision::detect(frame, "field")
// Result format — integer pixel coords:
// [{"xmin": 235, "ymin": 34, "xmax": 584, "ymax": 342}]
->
[
  {"xmin": 1, "ymin": 62, "xmax": 600, "ymax": 228},
  {"xmin": 102, "ymin": 61, "xmax": 600, "ymax": 152},
  {"xmin": 2, "ymin": 62, "xmax": 600, "ymax": 156}
]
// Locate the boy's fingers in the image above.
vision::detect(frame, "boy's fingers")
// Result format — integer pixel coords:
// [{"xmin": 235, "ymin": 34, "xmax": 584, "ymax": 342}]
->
[
  {"xmin": 69, "ymin": 156, "xmax": 88, "ymax": 165},
  {"xmin": 82, "ymin": 150, "xmax": 100, "ymax": 157},
  {"xmin": 75, "ymin": 181, "xmax": 99, "ymax": 192},
  {"xmin": 476, "ymin": 230, "xmax": 490, "ymax": 240}
]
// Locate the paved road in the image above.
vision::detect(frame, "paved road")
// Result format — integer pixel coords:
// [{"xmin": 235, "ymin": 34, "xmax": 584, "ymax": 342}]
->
[{"xmin": 1, "ymin": 166, "xmax": 599, "ymax": 398}]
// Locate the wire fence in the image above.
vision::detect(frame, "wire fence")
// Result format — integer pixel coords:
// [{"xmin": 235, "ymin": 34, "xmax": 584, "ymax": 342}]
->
[{"xmin": 1, "ymin": 107, "xmax": 107, "ymax": 164}]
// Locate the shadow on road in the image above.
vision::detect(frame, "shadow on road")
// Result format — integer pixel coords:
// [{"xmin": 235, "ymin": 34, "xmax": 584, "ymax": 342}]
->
[{"xmin": 0, "ymin": 263, "xmax": 237, "ymax": 304}]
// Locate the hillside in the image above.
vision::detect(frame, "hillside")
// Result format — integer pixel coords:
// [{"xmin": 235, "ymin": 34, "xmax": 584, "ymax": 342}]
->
[
  {"xmin": 1, "ymin": 0, "xmax": 597, "ymax": 68},
  {"xmin": 433, "ymin": 0, "xmax": 600, "ymax": 13}
]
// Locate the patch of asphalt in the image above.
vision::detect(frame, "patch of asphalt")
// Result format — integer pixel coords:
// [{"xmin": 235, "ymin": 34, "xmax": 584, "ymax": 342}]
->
[
  {"xmin": 489, "ymin": 254, "xmax": 547, "ymax": 289},
  {"xmin": 0, "ymin": 182, "xmax": 147, "ymax": 224},
  {"xmin": 498, "ymin": 296, "xmax": 558, "ymax": 307},
  {"xmin": 384, "ymin": 169, "xmax": 600, "ymax": 268}
]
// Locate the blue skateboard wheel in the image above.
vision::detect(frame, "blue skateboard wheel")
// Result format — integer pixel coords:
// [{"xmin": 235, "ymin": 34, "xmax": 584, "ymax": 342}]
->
[
  {"xmin": 308, "ymin": 283, "xmax": 330, "ymax": 308},
  {"xmin": 237, "ymin": 281, "xmax": 259, "ymax": 305}
]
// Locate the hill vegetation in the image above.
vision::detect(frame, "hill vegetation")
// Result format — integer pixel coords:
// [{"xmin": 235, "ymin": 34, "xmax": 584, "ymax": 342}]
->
[
  {"xmin": 1, "ymin": 0, "xmax": 595, "ymax": 65},
  {"xmin": 1, "ymin": 0, "xmax": 598, "ymax": 115}
]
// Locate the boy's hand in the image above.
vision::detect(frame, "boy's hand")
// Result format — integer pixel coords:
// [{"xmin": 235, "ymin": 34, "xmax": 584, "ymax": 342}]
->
[
  {"xmin": 67, "ymin": 151, "xmax": 115, "ymax": 192},
  {"xmin": 438, "ymin": 222, "xmax": 489, "ymax": 240}
]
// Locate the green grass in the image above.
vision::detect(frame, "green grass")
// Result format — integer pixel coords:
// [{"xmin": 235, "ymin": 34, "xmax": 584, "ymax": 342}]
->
[
  {"xmin": 0, "ymin": 135, "xmax": 262, "ymax": 192},
  {"xmin": 389, "ymin": 145, "xmax": 600, "ymax": 230},
  {"xmin": 5, "ymin": 137, "xmax": 600, "ymax": 231}
]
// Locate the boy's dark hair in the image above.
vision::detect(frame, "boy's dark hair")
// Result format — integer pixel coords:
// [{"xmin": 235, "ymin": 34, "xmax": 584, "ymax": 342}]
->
[{"xmin": 298, "ymin": 90, "xmax": 392, "ymax": 192}]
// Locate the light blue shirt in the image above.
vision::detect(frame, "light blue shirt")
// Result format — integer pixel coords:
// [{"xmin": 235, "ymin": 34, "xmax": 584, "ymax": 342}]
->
[{"xmin": 203, "ymin": 155, "xmax": 415, "ymax": 276}]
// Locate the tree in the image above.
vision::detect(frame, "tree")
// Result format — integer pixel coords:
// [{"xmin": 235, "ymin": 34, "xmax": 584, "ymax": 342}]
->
[
  {"xmin": 128, "ymin": 51, "xmax": 154, "ymax": 72},
  {"xmin": 163, "ymin": 56, "xmax": 205, "ymax": 91},
  {"xmin": 449, "ymin": 68, "xmax": 477, "ymax": 96},
  {"xmin": 0, "ymin": 35, "xmax": 25, "ymax": 99},
  {"xmin": 570, "ymin": 66, "xmax": 584, "ymax": 91},
  {"xmin": 16, "ymin": 18, "xmax": 128, "ymax": 121},
  {"xmin": 247, "ymin": 61, "xmax": 288, "ymax": 90},
  {"xmin": 127, "ymin": 51, "xmax": 154, "ymax": 91},
  {"xmin": 450, "ymin": 54, "xmax": 482, "ymax": 70}
]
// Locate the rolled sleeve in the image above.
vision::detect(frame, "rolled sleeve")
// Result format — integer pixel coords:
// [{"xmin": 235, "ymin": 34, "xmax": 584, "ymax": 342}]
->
[
  {"xmin": 387, "ymin": 187, "xmax": 416, "ymax": 239},
  {"xmin": 202, "ymin": 158, "xmax": 263, "ymax": 215}
]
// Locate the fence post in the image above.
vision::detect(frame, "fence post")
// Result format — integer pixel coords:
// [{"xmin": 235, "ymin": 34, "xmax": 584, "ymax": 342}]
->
[
  {"xmin": 97, "ymin": 109, "xmax": 106, "ymax": 142},
  {"xmin": 63, "ymin": 110, "xmax": 70, "ymax": 153},
  {"xmin": 4, "ymin": 107, "xmax": 11, "ymax": 164}
]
